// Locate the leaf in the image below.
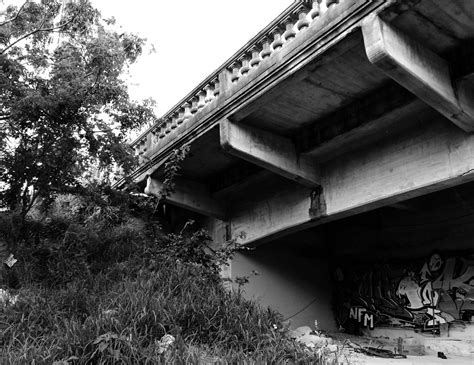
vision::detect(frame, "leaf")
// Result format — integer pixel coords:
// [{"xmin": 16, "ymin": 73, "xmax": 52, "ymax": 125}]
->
[
  {"xmin": 98, "ymin": 341, "xmax": 108, "ymax": 353},
  {"xmin": 110, "ymin": 349, "xmax": 121, "ymax": 360}
]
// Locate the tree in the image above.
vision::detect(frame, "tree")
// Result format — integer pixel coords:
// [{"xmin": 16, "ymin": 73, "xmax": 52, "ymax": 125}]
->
[{"xmin": 0, "ymin": 0, "xmax": 156, "ymax": 216}]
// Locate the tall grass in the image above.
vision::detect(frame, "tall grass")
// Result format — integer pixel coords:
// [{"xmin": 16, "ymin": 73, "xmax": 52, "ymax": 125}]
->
[
  {"xmin": 0, "ymin": 195, "xmax": 318, "ymax": 363},
  {"xmin": 0, "ymin": 260, "xmax": 316, "ymax": 363}
]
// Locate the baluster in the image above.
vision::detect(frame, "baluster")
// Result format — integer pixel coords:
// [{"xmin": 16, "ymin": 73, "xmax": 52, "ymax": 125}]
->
[
  {"xmin": 165, "ymin": 117, "xmax": 172, "ymax": 134},
  {"xmin": 145, "ymin": 135, "xmax": 150, "ymax": 152},
  {"xmin": 190, "ymin": 97, "xmax": 198, "ymax": 114},
  {"xmin": 177, "ymin": 108, "xmax": 184, "ymax": 125},
  {"xmin": 326, "ymin": 0, "xmax": 339, "ymax": 8},
  {"xmin": 239, "ymin": 54, "xmax": 251, "ymax": 76},
  {"xmin": 159, "ymin": 120, "xmax": 166, "ymax": 138},
  {"xmin": 197, "ymin": 90, "xmax": 206, "ymax": 110},
  {"xmin": 204, "ymin": 84, "xmax": 213, "ymax": 103},
  {"xmin": 171, "ymin": 113, "xmax": 179, "ymax": 128},
  {"xmin": 282, "ymin": 16, "xmax": 296, "ymax": 43},
  {"xmin": 319, "ymin": 0, "xmax": 329, "ymax": 14},
  {"xmin": 250, "ymin": 44, "xmax": 261, "ymax": 68},
  {"xmin": 308, "ymin": 0, "xmax": 320, "ymax": 21},
  {"xmin": 164, "ymin": 118, "xmax": 170, "ymax": 134},
  {"xmin": 182, "ymin": 103, "xmax": 192, "ymax": 123},
  {"xmin": 178, "ymin": 101, "xmax": 192, "ymax": 124},
  {"xmin": 213, "ymin": 77, "xmax": 220, "ymax": 97},
  {"xmin": 230, "ymin": 60, "xmax": 241, "ymax": 83},
  {"xmin": 270, "ymin": 26, "xmax": 284, "ymax": 51},
  {"xmin": 169, "ymin": 112, "xmax": 178, "ymax": 130},
  {"xmin": 260, "ymin": 35, "xmax": 272, "ymax": 59},
  {"xmin": 171, "ymin": 117, "xmax": 177, "ymax": 129},
  {"xmin": 295, "ymin": 4, "xmax": 311, "ymax": 31}
]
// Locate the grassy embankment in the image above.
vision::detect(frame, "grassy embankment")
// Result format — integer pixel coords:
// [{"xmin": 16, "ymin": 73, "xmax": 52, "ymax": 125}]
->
[{"xmin": 0, "ymin": 192, "xmax": 317, "ymax": 363}]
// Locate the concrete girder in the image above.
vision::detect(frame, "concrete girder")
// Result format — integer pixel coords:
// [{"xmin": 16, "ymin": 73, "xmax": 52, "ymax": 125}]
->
[
  {"xmin": 229, "ymin": 118, "xmax": 474, "ymax": 246},
  {"xmin": 144, "ymin": 176, "xmax": 226, "ymax": 220},
  {"xmin": 219, "ymin": 118, "xmax": 320, "ymax": 187},
  {"xmin": 362, "ymin": 14, "xmax": 474, "ymax": 132}
]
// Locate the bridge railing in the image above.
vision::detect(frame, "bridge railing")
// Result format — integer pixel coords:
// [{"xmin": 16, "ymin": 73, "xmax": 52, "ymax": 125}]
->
[{"xmin": 131, "ymin": 0, "xmax": 343, "ymax": 164}]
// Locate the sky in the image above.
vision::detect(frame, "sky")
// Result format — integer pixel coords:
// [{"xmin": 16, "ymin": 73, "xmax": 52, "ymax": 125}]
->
[{"xmin": 93, "ymin": 0, "xmax": 293, "ymax": 116}]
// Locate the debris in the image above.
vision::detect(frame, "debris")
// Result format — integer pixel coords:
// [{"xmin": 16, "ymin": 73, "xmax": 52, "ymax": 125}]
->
[
  {"xmin": 290, "ymin": 326, "xmax": 332, "ymax": 348},
  {"xmin": 347, "ymin": 341, "xmax": 406, "ymax": 359},
  {"xmin": 326, "ymin": 344, "xmax": 338, "ymax": 353},
  {"xmin": 4, "ymin": 254, "xmax": 17, "ymax": 268},
  {"xmin": 438, "ymin": 351, "xmax": 447, "ymax": 359},
  {"xmin": 101, "ymin": 309, "xmax": 118, "ymax": 318},
  {"xmin": 157, "ymin": 334, "xmax": 175, "ymax": 354},
  {"xmin": 289, "ymin": 326, "xmax": 312, "ymax": 339},
  {"xmin": 0, "ymin": 288, "xmax": 18, "ymax": 306}
]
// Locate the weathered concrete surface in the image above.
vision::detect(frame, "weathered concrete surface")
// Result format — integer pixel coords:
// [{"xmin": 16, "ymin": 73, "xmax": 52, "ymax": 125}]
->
[
  {"xmin": 230, "ymin": 237, "xmax": 336, "ymax": 331},
  {"xmin": 362, "ymin": 14, "xmax": 474, "ymax": 132},
  {"xmin": 145, "ymin": 176, "xmax": 226, "ymax": 220},
  {"xmin": 219, "ymin": 119, "xmax": 320, "ymax": 186},
  {"xmin": 229, "ymin": 116, "xmax": 474, "ymax": 245}
]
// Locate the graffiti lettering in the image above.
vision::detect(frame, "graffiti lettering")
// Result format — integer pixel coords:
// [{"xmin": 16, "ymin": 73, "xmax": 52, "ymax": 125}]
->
[
  {"xmin": 335, "ymin": 253, "xmax": 474, "ymax": 333},
  {"xmin": 349, "ymin": 307, "xmax": 374, "ymax": 329}
]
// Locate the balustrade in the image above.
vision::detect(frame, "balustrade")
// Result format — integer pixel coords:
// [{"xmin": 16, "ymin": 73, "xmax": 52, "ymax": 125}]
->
[{"xmin": 130, "ymin": 0, "xmax": 343, "ymax": 163}]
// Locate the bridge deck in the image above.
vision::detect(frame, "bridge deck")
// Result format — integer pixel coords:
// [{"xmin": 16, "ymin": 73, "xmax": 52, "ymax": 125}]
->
[{"xmin": 119, "ymin": 0, "xmax": 474, "ymax": 246}]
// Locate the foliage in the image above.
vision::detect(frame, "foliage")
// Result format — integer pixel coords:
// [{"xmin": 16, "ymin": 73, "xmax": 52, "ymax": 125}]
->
[
  {"xmin": 0, "ymin": 0, "xmax": 157, "ymax": 216},
  {"xmin": 0, "ymin": 267, "xmax": 315, "ymax": 363},
  {"xmin": 158, "ymin": 143, "xmax": 190, "ymax": 200},
  {"xmin": 0, "ymin": 192, "xmax": 318, "ymax": 364}
]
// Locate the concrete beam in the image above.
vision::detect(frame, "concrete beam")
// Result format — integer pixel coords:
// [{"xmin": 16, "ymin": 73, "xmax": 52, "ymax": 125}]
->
[
  {"xmin": 229, "ymin": 117, "xmax": 474, "ymax": 245},
  {"xmin": 144, "ymin": 176, "xmax": 226, "ymax": 220},
  {"xmin": 362, "ymin": 14, "xmax": 474, "ymax": 132},
  {"xmin": 219, "ymin": 119, "xmax": 320, "ymax": 186},
  {"xmin": 294, "ymin": 82, "xmax": 417, "ymax": 159}
]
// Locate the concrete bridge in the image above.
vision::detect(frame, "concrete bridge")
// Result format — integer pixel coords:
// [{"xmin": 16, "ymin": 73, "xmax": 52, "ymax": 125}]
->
[{"xmin": 117, "ymin": 0, "xmax": 474, "ymax": 355}]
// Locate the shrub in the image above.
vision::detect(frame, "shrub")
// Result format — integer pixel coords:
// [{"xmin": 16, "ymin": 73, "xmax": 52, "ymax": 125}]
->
[
  {"xmin": 0, "ymin": 258, "xmax": 317, "ymax": 363},
  {"xmin": 0, "ymin": 190, "xmax": 318, "ymax": 363}
]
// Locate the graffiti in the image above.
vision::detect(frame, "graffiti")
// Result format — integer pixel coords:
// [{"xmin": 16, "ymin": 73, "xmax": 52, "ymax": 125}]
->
[
  {"xmin": 349, "ymin": 307, "xmax": 374, "ymax": 329},
  {"xmin": 334, "ymin": 253, "xmax": 474, "ymax": 333}
]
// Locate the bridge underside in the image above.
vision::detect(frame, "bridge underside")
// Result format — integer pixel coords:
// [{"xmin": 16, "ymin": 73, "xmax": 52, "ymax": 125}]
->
[
  {"xmin": 142, "ymin": 0, "xmax": 474, "ymax": 247},
  {"xmin": 128, "ymin": 0, "xmax": 474, "ymax": 351}
]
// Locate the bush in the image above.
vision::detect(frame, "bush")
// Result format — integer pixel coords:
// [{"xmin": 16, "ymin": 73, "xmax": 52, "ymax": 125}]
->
[
  {"xmin": 0, "ymin": 260, "xmax": 316, "ymax": 363},
  {"xmin": 0, "ymin": 192, "xmax": 318, "ymax": 363}
]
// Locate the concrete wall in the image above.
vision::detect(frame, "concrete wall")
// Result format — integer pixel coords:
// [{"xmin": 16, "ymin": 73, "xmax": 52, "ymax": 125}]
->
[{"xmin": 230, "ymin": 232, "xmax": 336, "ymax": 331}]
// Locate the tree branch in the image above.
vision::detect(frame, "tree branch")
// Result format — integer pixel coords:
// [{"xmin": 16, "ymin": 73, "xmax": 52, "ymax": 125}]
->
[
  {"xmin": 0, "ymin": 18, "xmax": 74, "ymax": 55},
  {"xmin": 0, "ymin": 1, "xmax": 30, "ymax": 28}
]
